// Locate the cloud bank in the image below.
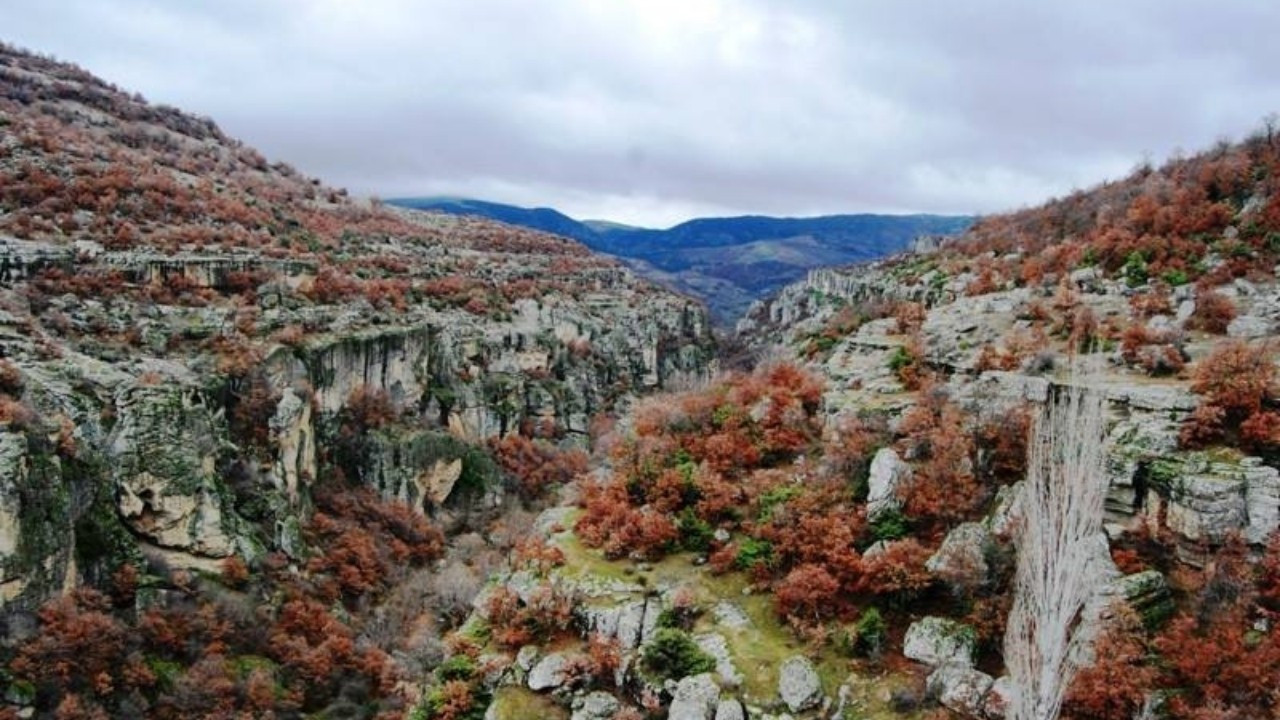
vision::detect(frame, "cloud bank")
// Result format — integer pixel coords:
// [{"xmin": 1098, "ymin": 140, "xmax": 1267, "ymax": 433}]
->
[{"xmin": 4, "ymin": 0, "xmax": 1279, "ymax": 226}]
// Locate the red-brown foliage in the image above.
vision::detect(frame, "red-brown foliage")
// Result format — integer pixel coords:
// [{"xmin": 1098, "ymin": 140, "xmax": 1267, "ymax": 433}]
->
[
  {"xmin": 894, "ymin": 302, "xmax": 927, "ymax": 334},
  {"xmin": 858, "ymin": 539, "xmax": 934, "ymax": 598},
  {"xmin": 1062, "ymin": 610, "xmax": 1157, "ymax": 720},
  {"xmin": 1186, "ymin": 289, "xmax": 1237, "ymax": 334},
  {"xmin": 776, "ymin": 563, "xmax": 841, "ymax": 622},
  {"xmin": 491, "ymin": 434, "xmax": 589, "ymax": 501},
  {"xmin": 11, "ymin": 589, "xmax": 127, "ymax": 699},
  {"xmin": 1180, "ymin": 340, "xmax": 1278, "ymax": 451},
  {"xmin": 895, "ymin": 395, "xmax": 982, "ymax": 534},
  {"xmin": 306, "ymin": 488, "xmax": 444, "ymax": 603}
]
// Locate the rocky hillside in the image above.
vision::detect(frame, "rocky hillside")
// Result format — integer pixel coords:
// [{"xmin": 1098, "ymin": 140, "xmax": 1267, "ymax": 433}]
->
[
  {"xmin": 411, "ymin": 130, "xmax": 1280, "ymax": 720},
  {"xmin": 0, "ymin": 43, "xmax": 715, "ymax": 718}
]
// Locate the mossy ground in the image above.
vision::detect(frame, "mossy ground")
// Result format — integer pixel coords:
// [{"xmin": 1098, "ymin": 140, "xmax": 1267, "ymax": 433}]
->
[
  {"xmin": 546, "ymin": 513, "xmax": 927, "ymax": 718},
  {"xmin": 488, "ymin": 686, "xmax": 568, "ymax": 720}
]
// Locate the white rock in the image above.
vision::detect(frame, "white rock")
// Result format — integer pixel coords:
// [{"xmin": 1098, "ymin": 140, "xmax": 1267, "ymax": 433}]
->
[
  {"xmin": 515, "ymin": 645, "xmax": 539, "ymax": 672},
  {"xmin": 1245, "ymin": 459, "xmax": 1280, "ymax": 543},
  {"xmin": 714, "ymin": 698, "xmax": 745, "ymax": 720},
  {"xmin": 571, "ymin": 691, "xmax": 620, "ymax": 720},
  {"xmin": 926, "ymin": 522, "xmax": 992, "ymax": 589},
  {"xmin": 712, "ymin": 602, "xmax": 751, "ymax": 630},
  {"xmin": 527, "ymin": 651, "xmax": 571, "ymax": 691},
  {"xmin": 1227, "ymin": 315, "xmax": 1273, "ymax": 338},
  {"xmin": 903, "ymin": 617, "xmax": 976, "ymax": 668},
  {"xmin": 867, "ymin": 447, "xmax": 911, "ymax": 518},
  {"xmin": 777, "ymin": 655, "xmax": 823, "ymax": 712},
  {"xmin": 983, "ymin": 675, "xmax": 1017, "ymax": 719},
  {"xmin": 694, "ymin": 632, "xmax": 742, "ymax": 687},
  {"xmin": 927, "ymin": 663, "xmax": 994, "ymax": 717},
  {"xmin": 668, "ymin": 673, "xmax": 720, "ymax": 720}
]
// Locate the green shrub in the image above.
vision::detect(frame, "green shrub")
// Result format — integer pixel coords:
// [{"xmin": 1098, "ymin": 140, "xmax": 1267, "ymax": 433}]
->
[
  {"xmin": 642, "ymin": 628, "xmax": 715, "ymax": 681},
  {"xmin": 677, "ymin": 509, "xmax": 714, "ymax": 553},
  {"xmin": 855, "ymin": 607, "xmax": 886, "ymax": 657},
  {"xmin": 887, "ymin": 346, "xmax": 914, "ymax": 374},
  {"xmin": 869, "ymin": 508, "xmax": 909, "ymax": 542},
  {"xmin": 734, "ymin": 537, "xmax": 774, "ymax": 572},
  {"xmin": 1123, "ymin": 251, "xmax": 1149, "ymax": 287}
]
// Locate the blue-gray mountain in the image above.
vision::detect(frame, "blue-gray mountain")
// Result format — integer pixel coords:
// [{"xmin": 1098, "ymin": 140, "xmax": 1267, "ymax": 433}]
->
[{"xmin": 389, "ymin": 198, "xmax": 974, "ymax": 325}]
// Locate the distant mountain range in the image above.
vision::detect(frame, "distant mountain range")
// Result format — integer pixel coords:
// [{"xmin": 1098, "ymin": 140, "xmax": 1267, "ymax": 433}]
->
[{"xmin": 389, "ymin": 197, "xmax": 974, "ymax": 325}]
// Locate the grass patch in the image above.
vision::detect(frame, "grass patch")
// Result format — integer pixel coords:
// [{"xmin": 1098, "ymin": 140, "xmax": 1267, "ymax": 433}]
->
[{"xmin": 488, "ymin": 687, "xmax": 567, "ymax": 720}]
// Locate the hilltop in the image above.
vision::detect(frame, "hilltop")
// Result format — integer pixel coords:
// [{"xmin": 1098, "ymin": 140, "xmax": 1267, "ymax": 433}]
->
[{"xmin": 391, "ymin": 197, "xmax": 972, "ymax": 324}]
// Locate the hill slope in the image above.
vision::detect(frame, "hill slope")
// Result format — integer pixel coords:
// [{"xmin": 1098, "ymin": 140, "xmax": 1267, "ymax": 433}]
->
[
  {"xmin": 391, "ymin": 197, "xmax": 973, "ymax": 324},
  {"xmin": 0, "ymin": 42, "xmax": 715, "ymax": 719}
]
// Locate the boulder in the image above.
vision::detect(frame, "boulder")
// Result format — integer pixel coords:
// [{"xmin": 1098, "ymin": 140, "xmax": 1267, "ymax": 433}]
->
[
  {"xmin": 867, "ymin": 447, "xmax": 910, "ymax": 518},
  {"xmin": 777, "ymin": 655, "xmax": 823, "ymax": 712},
  {"xmin": 926, "ymin": 522, "xmax": 992, "ymax": 589},
  {"xmin": 987, "ymin": 482, "xmax": 1023, "ymax": 538},
  {"xmin": 904, "ymin": 617, "xmax": 976, "ymax": 668},
  {"xmin": 527, "ymin": 651, "xmax": 571, "ymax": 692},
  {"xmin": 927, "ymin": 663, "xmax": 994, "ymax": 717},
  {"xmin": 713, "ymin": 698, "xmax": 745, "ymax": 720},
  {"xmin": 571, "ymin": 691, "xmax": 620, "ymax": 720},
  {"xmin": 668, "ymin": 673, "xmax": 720, "ymax": 720},
  {"xmin": 1227, "ymin": 315, "xmax": 1273, "ymax": 338},
  {"xmin": 515, "ymin": 645, "xmax": 539, "ymax": 673}
]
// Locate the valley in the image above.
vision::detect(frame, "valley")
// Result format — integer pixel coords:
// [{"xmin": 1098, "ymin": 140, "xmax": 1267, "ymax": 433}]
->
[
  {"xmin": 1, "ymin": 39, "xmax": 1279, "ymax": 720},
  {"xmin": 390, "ymin": 198, "xmax": 972, "ymax": 326}
]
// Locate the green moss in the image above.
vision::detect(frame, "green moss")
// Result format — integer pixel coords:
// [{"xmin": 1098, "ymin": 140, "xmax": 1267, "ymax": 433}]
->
[{"xmin": 148, "ymin": 658, "xmax": 184, "ymax": 691}]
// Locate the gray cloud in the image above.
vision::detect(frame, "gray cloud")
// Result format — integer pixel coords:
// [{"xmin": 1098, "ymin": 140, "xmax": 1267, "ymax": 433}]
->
[{"xmin": 4, "ymin": 0, "xmax": 1279, "ymax": 227}]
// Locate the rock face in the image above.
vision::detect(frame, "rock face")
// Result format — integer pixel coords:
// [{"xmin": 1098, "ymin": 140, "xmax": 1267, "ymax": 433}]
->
[
  {"xmin": 110, "ymin": 383, "xmax": 236, "ymax": 559},
  {"xmin": 904, "ymin": 617, "xmax": 977, "ymax": 668},
  {"xmin": 777, "ymin": 655, "xmax": 823, "ymax": 712},
  {"xmin": 743, "ymin": 255, "xmax": 1280, "ymax": 556},
  {"xmin": 668, "ymin": 673, "xmax": 720, "ymax": 720},
  {"xmin": 0, "ymin": 236, "xmax": 714, "ymax": 610}
]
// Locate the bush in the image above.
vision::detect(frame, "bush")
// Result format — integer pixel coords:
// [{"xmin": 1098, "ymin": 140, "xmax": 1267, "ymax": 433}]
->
[
  {"xmin": 869, "ymin": 508, "xmax": 909, "ymax": 542},
  {"xmin": 1180, "ymin": 340, "xmax": 1278, "ymax": 451},
  {"xmin": 1186, "ymin": 289, "xmax": 1236, "ymax": 334},
  {"xmin": 641, "ymin": 628, "xmax": 714, "ymax": 681},
  {"xmin": 677, "ymin": 509, "xmax": 714, "ymax": 553},
  {"xmin": 855, "ymin": 607, "xmax": 886, "ymax": 658},
  {"xmin": 734, "ymin": 537, "xmax": 774, "ymax": 572}
]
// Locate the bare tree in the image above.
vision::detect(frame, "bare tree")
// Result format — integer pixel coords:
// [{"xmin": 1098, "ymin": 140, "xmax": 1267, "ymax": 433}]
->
[{"xmin": 1005, "ymin": 380, "xmax": 1111, "ymax": 720}]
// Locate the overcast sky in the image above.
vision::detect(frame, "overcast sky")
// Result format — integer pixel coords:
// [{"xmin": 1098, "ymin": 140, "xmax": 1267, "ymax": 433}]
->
[{"xmin": 4, "ymin": 1, "xmax": 1279, "ymax": 227}]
